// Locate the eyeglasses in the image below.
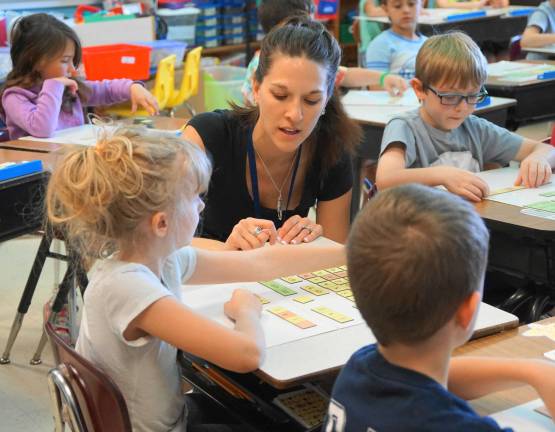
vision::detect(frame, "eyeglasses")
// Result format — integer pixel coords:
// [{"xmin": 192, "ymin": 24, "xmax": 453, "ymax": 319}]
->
[{"xmin": 425, "ymin": 85, "xmax": 488, "ymax": 106}]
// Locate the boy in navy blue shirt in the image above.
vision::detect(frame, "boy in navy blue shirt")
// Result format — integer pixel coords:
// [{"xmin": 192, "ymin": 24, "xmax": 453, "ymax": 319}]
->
[{"xmin": 323, "ymin": 184, "xmax": 555, "ymax": 432}]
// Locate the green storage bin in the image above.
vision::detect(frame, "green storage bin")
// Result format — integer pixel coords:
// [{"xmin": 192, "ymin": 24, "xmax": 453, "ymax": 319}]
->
[{"xmin": 203, "ymin": 66, "xmax": 247, "ymax": 111}]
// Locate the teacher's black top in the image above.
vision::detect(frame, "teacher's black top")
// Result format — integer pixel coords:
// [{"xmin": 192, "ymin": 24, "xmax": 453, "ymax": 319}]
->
[{"xmin": 188, "ymin": 110, "xmax": 354, "ymax": 242}]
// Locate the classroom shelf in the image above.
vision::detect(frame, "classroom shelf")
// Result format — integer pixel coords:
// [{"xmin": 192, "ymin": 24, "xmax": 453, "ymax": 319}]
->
[{"xmin": 202, "ymin": 41, "xmax": 261, "ymax": 57}]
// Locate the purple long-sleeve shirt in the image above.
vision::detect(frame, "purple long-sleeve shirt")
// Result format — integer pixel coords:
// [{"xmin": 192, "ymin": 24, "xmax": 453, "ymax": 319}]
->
[{"xmin": 2, "ymin": 78, "xmax": 133, "ymax": 139}]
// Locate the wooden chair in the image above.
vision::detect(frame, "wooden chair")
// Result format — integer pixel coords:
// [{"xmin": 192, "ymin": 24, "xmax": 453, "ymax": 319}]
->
[{"xmin": 45, "ymin": 319, "xmax": 132, "ymax": 432}]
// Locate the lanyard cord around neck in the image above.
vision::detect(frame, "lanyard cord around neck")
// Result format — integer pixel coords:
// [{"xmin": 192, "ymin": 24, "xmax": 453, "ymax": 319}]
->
[{"xmin": 246, "ymin": 131, "xmax": 302, "ymax": 220}]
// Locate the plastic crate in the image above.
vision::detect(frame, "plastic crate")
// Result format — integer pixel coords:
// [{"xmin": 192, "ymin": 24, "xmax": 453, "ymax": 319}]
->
[
  {"xmin": 136, "ymin": 40, "xmax": 187, "ymax": 70},
  {"xmin": 158, "ymin": 7, "xmax": 200, "ymax": 45},
  {"xmin": 203, "ymin": 65, "xmax": 246, "ymax": 110},
  {"xmin": 82, "ymin": 44, "xmax": 151, "ymax": 80}
]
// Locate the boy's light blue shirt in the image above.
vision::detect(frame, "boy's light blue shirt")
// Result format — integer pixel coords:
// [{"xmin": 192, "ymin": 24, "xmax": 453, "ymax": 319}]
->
[
  {"xmin": 526, "ymin": 1, "xmax": 555, "ymax": 60},
  {"xmin": 365, "ymin": 29, "xmax": 427, "ymax": 79}
]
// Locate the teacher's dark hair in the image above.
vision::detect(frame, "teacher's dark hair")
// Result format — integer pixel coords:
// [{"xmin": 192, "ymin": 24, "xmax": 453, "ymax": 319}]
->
[{"xmin": 232, "ymin": 16, "xmax": 362, "ymax": 173}]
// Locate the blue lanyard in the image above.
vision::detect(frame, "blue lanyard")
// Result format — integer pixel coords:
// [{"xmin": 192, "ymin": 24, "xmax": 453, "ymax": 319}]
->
[{"xmin": 246, "ymin": 131, "xmax": 302, "ymax": 220}]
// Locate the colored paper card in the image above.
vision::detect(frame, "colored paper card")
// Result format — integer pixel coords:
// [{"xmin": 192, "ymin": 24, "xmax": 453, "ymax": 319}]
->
[
  {"xmin": 307, "ymin": 277, "xmax": 326, "ymax": 284},
  {"xmin": 339, "ymin": 265, "xmax": 347, "ymax": 270},
  {"xmin": 346, "ymin": 295, "xmax": 355, "ymax": 302},
  {"xmin": 301, "ymin": 284, "xmax": 329, "ymax": 296},
  {"xmin": 336, "ymin": 289, "xmax": 353, "ymax": 298},
  {"xmin": 488, "ymin": 185, "xmax": 526, "ymax": 196},
  {"xmin": 318, "ymin": 281, "xmax": 340, "ymax": 290},
  {"xmin": 335, "ymin": 271, "xmax": 348, "ymax": 278},
  {"xmin": 312, "ymin": 306, "xmax": 354, "ymax": 323},
  {"xmin": 322, "ymin": 274, "xmax": 339, "ymax": 281},
  {"xmin": 293, "ymin": 295, "xmax": 314, "ymax": 304},
  {"xmin": 525, "ymin": 201, "xmax": 555, "ymax": 213},
  {"xmin": 267, "ymin": 306, "xmax": 316, "ymax": 329},
  {"xmin": 324, "ymin": 283, "xmax": 347, "ymax": 292},
  {"xmin": 281, "ymin": 275, "xmax": 304, "ymax": 284},
  {"xmin": 298, "ymin": 272, "xmax": 315, "ymax": 279},
  {"xmin": 261, "ymin": 281, "xmax": 297, "ymax": 296},
  {"xmin": 312, "ymin": 270, "xmax": 330, "ymax": 277},
  {"xmin": 326, "ymin": 267, "xmax": 343, "ymax": 273},
  {"xmin": 523, "ymin": 323, "xmax": 555, "ymax": 341},
  {"xmin": 539, "ymin": 191, "xmax": 555, "ymax": 197},
  {"xmin": 256, "ymin": 295, "xmax": 271, "ymax": 304},
  {"xmin": 333, "ymin": 278, "xmax": 349, "ymax": 285}
]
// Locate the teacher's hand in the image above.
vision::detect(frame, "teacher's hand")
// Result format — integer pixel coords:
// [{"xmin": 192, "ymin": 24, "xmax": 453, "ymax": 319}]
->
[
  {"xmin": 224, "ymin": 218, "xmax": 278, "ymax": 250},
  {"xmin": 277, "ymin": 215, "xmax": 323, "ymax": 245}
]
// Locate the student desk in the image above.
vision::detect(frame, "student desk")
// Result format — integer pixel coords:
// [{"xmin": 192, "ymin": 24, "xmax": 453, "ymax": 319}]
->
[
  {"xmin": 456, "ymin": 316, "xmax": 555, "ymax": 417},
  {"xmin": 178, "ymin": 268, "xmax": 517, "ymax": 431},
  {"xmin": 363, "ymin": 7, "xmax": 529, "ymax": 45},
  {"xmin": 486, "ymin": 60, "xmax": 555, "ymax": 128},
  {"xmin": 0, "ymin": 149, "xmax": 59, "ymax": 242},
  {"xmin": 522, "ymin": 45, "xmax": 555, "ymax": 58},
  {"xmin": 343, "ymin": 93, "xmax": 517, "ymax": 217}
]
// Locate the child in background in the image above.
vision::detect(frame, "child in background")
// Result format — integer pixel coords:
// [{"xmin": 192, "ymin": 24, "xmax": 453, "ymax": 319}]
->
[
  {"xmin": 241, "ymin": 0, "xmax": 407, "ymax": 104},
  {"xmin": 0, "ymin": 14, "xmax": 158, "ymax": 140},
  {"xmin": 46, "ymin": 128, "xmax": 345, "ymax": 432},
  {"xmin": 376, "ymin": 32, "xmax": 555, "ymax": 202},
  {"xmin": 324, "ymin": 184, "xmax": 555, "ymax": 432},
  {"xmin": 365, "ymin": 0, "xmax": 427, "ymax": 80},
  {"xmin": 358, "ymin": 0, "xmax": 386, "ymax": 66},
  {"xmin": 521, "ymin": 0, "xmax": 555, "ymax": 60}
]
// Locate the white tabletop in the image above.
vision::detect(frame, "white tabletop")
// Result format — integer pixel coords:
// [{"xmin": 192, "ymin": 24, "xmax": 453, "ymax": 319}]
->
[
  {"xmin": 342, "ymin": 91, "xmax": 516, "ymax": 126},
  {"xmin": 358, "ymin": 6, "xmax": 530, "ymax": 25},
  {"xmin": 523, "ymin": 45, "xmax": 555, "ymax": 56}
]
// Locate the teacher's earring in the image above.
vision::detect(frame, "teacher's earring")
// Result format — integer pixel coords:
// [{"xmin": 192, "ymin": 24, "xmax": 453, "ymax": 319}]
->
[{"xmin": 320, "ymin": 107, "xmax": 326, "ymax": 116}]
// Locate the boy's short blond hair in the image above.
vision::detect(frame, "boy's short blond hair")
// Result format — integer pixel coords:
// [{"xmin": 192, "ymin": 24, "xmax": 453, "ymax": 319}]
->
[
  {"xmin": 415, "ymin": 32, "xmax": 488, "ymax": 89},
  {"xmin": 347, "ymin": 185, "xmax": 489, "ymax": 346}
]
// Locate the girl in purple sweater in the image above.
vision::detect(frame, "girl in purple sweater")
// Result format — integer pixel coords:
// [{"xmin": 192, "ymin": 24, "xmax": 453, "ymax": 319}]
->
[{"xmin": 0, "ymin": 13, "xmax": 158, "ymax": 140}]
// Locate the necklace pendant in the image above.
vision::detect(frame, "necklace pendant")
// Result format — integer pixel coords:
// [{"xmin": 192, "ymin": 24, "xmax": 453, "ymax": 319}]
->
[{"xmin": 277, "ymin": 196, "xmax": 283, "ymax": 220}]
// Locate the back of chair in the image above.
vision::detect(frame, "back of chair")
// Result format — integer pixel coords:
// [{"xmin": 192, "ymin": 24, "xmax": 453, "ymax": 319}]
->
[
  {"xmin": 46, "ymin": 321, "xmax": 132, "ymax": 432},
  {"xmin": 168, "ymin": 46, "xmax": 203, "ymax": 108},
  {"xmin": 152, "ymin": 54, "xmax": 177, "ymax": 110}
]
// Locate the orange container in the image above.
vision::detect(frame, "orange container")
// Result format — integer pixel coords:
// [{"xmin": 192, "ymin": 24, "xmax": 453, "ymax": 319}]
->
[{"xmin": 82, "ymin": 44, "xmax": 151, "ymax": 80}]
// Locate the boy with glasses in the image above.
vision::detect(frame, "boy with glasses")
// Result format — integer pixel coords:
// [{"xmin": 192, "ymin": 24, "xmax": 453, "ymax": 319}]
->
[{"xmin": 376, "ymin": 32, "xmax": 555, "ymax": 202}]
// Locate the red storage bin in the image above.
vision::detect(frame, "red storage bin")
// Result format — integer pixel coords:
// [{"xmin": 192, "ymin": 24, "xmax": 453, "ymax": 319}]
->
[{"xmin": 82, "ymin": 44, "xmax": 151, "ymax": 80}]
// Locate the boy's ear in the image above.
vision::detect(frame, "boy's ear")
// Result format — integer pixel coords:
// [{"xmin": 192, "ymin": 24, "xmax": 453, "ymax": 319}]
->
[
  {"xmin": 252, "ymin": 78, "xmax": 260, "ymax": 105},
  {"xmin": 454, "ymin": 291, "xmax": 481, "ymax": 331},
  {"xmin": 411, "ymin": 78, "xmax": 425, "ymax": 101},
  {"xmin": 151, "ymin": 212, "xmax": 169, "ymax": 238}
]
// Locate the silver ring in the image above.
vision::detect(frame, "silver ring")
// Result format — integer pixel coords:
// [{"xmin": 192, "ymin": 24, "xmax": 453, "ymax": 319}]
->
[
  {"xmin": 301, "ymin": 225, "xmax": 313, "ymax": 234},
  {"xmin": 252, "ymin": 226, "xmax": 263, "ymax": 237}
]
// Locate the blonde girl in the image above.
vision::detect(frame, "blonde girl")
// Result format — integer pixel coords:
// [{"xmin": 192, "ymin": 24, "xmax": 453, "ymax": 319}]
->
[{"xmin": 46, "ymin": 129, "xmax": 344, "ymax": 431}]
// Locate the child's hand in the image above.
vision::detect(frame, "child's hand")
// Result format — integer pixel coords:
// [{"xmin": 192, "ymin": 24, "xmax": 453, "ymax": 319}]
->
[
  {"xmin": 529, "ymin": 360, "xmax": 555, "ymax": 418},
  {"xmin": 130, "ymin": 83, "xmax": 159, "ymax": 115},
  {"xmin": 383, "ymin": 74, "xmax": 408, "ymax": 97},
  {"xmin": 515, "ymin": 155, "xmax": 552, "ymax": 188},
  {"xmin": 442, "ymin": 167, "xmax": 490, "ymax": 202},
  {"xmin": 53, "ymin": 77, "xmax": 78, "ymax": 95},
  {"xmin": 224, "ymin": 218, "xmax": 278, "ymax": 250},
  {"xmin": 277, "ymin": 215, "xmax": 323, "ymax": 245},
  {"xmin": 224, "ymin": 289, "xmax": 262, "ymax": 321}
]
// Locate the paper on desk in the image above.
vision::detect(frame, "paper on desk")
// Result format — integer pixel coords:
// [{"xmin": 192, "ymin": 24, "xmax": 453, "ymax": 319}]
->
[
  {"xmin": 491, "ymin": 399, "xmax": 554, "ymax": 431},
  {"xmin": 342, "ymin": 89, "xmax": 419, "ymax": 107},
  {"xmin": 20, "ymin": 125, "xmax": 116, "ymax": 146},
  {"xmin": 181, "ymin": 281, "xmax": 364, "ymax": 348},
  {"xmin": 19, "ymin": 124, "xmax": 183, "ymax": 146},
  {"xmin": 487, "ymin": 62, "xmax": 555, "ymax": 82},
  {"xmin": 487, "ymin": 61, "xmax": 540, "ymax": 76},
  {"xmin": 476, "ymin": 167, "xmax": 555, "ymax": 208}
]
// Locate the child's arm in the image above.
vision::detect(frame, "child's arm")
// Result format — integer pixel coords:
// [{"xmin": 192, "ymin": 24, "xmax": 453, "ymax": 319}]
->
[
  {"xmin": 513, "ymin": 138, "xmax": 555, "ymax": 187},
  {"xmin": 364, "ymin": 0, "xmax": 387, "ymax": 17},
  {"xmin": 340, "ymin": 67, "xmax": 408, "ymax": 95},
  {"xmin": 448, "ymin": 357, "xmax": 555, "ymax": 418},
  {"xmin": 188, "ymin": 243, "xmax": 345, "ymax": 285},
  {"xmin": 2, "ymin": 79, "xmax": 70, "ymax": 138},
  {"xmin": 521, "ymin": 25, "xmax": 555, "ymax": 48},
  {"xmin": 86, "ymin": 80, "xmax": 158, "ymax": 114},
  {"xmin": 435, "ymin": 0, "xmax": 488, "ymax": 8},
  {"xmin": 376, "ymin": 144, "xmax": 490, "ymax": 201},
  {"xmin": 129, "ymin": 289, "xmax": 264, "ymax": 372}
]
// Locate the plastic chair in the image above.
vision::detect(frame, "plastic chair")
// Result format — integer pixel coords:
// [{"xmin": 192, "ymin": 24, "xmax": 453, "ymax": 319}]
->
[
  {"xmin": 45, "ymin": 319, "xmax": 132, "ymax": 432},
  {"xmin": 509, "ymin": 35, "xmax": 525, "ymax": 61},
  {"xmin": 105, "ymin": 54, "xmax": 176, "ymax": 118},
  {"xmin": 166, "ymin": 46, "xmax": 203, "ymax": 117}
]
